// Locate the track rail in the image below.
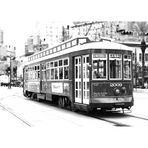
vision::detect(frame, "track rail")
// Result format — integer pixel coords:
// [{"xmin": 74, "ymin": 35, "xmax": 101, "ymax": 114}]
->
[
  {"xmin": 0, "ymin": 103, "xmax": 32, "ymax": 127},
  {"xmin": 83, "ymin": 112, "xmax": 131, "ymax": 127},
  {"xmin": 76, "ymin": 109, "xmax": 148, "ymax": 127},
  {"xmin": 88, "ymin": 110, "xmax": 148, "ymax": 127},
  {"xmin": 125, "ymin": 113, "xmax": 148, "ymax": 121},
  {"xmin": 91, "ymin": 114, "xmax": 131, "ymax": 127}
]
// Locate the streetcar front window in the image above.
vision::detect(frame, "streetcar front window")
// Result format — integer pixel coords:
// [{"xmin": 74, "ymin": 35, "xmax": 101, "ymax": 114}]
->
[
  {"xmin": 123, "ymin": 55, "xmax": 132, "ymax": 80},
  {"xmin": 92, "ymin": 53, "xmax": 107, "ymax": 80},
  {"xmin": 109, "ymin": 54, "xmax": 122, "ymax": 80}
]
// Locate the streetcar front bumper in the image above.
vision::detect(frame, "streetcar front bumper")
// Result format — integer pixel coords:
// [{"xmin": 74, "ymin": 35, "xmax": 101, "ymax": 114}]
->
[{"xmin": 90, "ymin": 96, "xmax": 134, "ymax": 109}]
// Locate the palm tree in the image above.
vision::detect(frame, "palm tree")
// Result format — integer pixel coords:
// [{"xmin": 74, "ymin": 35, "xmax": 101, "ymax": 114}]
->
[{"xmin": 128, "ymin": 22, "xmax": 148, "ymax": 88}]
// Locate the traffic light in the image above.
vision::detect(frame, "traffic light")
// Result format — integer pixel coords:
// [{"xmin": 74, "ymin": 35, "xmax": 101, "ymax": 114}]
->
[
  {"xmin": 5, "ymin": 67, "xmax": 10, "ymax": 75},
  {"xmin": 13, "ymin": 66, "xmax": 17, "ymax": 77}
]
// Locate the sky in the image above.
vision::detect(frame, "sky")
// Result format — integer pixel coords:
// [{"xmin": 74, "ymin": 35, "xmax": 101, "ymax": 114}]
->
[{"xmin": 0, "ymin": 0, "xmax": 147, "ymax": 56}]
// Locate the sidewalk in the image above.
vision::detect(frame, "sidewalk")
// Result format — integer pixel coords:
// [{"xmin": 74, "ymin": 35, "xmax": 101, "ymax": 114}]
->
[{"xmin": 133, "ymin": 88, "xmax": 148, "ymax": 93}]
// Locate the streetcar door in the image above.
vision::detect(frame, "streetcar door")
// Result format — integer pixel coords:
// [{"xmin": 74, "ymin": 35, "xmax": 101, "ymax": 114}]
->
[
  {"xmin": 82, "ymin": 55, "xmax": 90, "ymax": 104},
  {"xmin": 74, "ymin": 55, "xmax": 89, "ymax": 104}
]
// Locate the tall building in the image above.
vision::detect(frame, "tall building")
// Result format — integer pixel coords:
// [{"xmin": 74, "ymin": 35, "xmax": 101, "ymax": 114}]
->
[
  {"xmin": 36, "ymin": 21, "xmax": 72, "ymax": 47},
  {"xmin": 71, "ymin": 21, "xmax": 129, "ymax": 41},
  {"xmin": 0, "ymin": 45, "xmax": 7, "ymax": 60},
  {"xmin": 0, "ymin": 29, "xmax": 5, "ymax": 60},
  {"xmin": 0, "ymin": 30, "xmax": 3, "ymax": 44},
  {"xmin": 25, "ymin": 35, "xmax": 48, "ymax": 56}
]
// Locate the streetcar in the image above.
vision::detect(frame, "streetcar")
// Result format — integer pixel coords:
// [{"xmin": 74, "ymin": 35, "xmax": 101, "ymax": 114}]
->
[{"xmin": 23, "ymin": 36, "xmax": 134, "ymax": 112}]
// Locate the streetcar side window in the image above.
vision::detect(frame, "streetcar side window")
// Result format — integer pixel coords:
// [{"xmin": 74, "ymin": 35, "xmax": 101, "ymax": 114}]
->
[
  {"xmin": 54, "ymin": 61, "xmax": 58, "ymax": 79},
  {"xmin": 123, "ymin": 55, "xmax": 132, "ymax": 80},
  {"xmin": 92, "ymin": 53, "xmax": 107, "ymax": 80},
  {"xmin": 46, "ymin": 62, "xmax": 50, "ymax": 80},
  {"xmin": 64, "ymin": 59, "xmax": 69, "ymax": 79},
  {"xmin": 59, "ymin": 60, "xmax": 63, "ymax": 79},
  {"xmin": 64, "ymin": 67, "xmax": 69, "ymax": 79},
  {"xmin": 41, "ymin": 63, "xmax": 46, "ymax": 80},
  {"xmin": 34, "ymin": 65, "xmax": 40, "ymax": 79},
  {"xmin": 50, "ymin": 62, "xmax": 54, "ymax": 80},
  {"xmin": 44, "ymin": 58, "xmax": 69, "ymax": 81},
  {"xmin": 27, "ymin": 65, "xmax": 40, "ymax": 80},
  {"xmin": 32, "ymin": 66, "xmax": 35, "ymax": 79},
  {"xmin": 24, "ymin": 68, "xmax": 29, "ymax": 80},
  {"xmin": 109, "ymin": 54, "xmax": 122, "ymax": 80}
]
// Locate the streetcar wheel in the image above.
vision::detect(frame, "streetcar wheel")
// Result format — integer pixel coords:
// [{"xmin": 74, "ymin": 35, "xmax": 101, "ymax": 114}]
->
[
  {"xmin": 88, "ymin": 108, "xmax": 97, "ymax": 114},
  {"xmin": 70, "ymin": 103, "xmax": 77, "ymax": 112},
  {"xmin": 37, "ymin": 98, "xmax": 41, "ymax": 102},
  {"xmin": 31, "ymin": 93, "xmax": 34, "ymax": 100},
  {"xmin": 27, "ymin": 92, "xmax": 31, "ymax": 98},
  {"xmin": 58, "ymin": 97, "xmax": 63, "ymax": 108},
  {"xmin": 31, "ymin": 93, "xmax": 37, "ymax": 100},
  {"xmin": 36, "ymin": 95, "xmax": 41, "ymax": 102}
]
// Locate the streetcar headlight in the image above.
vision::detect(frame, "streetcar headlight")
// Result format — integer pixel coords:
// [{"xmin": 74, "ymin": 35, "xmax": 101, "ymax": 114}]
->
[{"xmin": 114, "ymin": 88, "xmax": 120, "ymax": 95}]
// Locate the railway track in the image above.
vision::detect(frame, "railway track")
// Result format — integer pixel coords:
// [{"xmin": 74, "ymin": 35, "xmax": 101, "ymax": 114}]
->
[
  {"xmin": 27, "ymin": 99, "xmax": 148, "ymax": 127},
  {"xmin": 1, "ymin": 92, "xmax": 148, "ymax": 127},
  {"xmin": 0, "ymin": 103, "xmax": 32, "ymax": 127},
  {"xmin": 86, "ymin": 110, "xmax": 148, "ymax": 127}
]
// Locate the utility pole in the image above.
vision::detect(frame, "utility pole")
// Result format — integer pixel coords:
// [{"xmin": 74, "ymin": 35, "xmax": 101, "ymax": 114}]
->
[
  {"xmin": 135, "ymin": 48, "xmax": 137, "ymax": 88},
  {"xmin": 141, "ymin": 39, "xmax": 146, "ymax": 89},
  {"xmin": 8, "ymin": 56, "xmax": 12, "ymax": 89},
  {"xmin": 7, "ymin": 47, "xmax": 16, "ymax": 89}
]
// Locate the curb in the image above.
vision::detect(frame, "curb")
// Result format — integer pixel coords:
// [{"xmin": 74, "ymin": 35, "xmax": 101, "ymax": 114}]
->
[{"xmin": 133, "ymin": 88, "xmax": 148, "ymax": 93}]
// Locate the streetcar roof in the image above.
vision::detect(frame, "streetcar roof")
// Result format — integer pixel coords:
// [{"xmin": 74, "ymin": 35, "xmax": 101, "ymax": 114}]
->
[
  {"xmin": 82, "ymin": 40, "xmax": 133, "ymax": 51},
  {"xmin": 24, "ymin": 38, "xmax": 133, "ymax": 66}
]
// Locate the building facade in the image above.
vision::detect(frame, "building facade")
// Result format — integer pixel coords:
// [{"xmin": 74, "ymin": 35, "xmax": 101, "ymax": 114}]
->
[{"xmin": 0, "ymin": 30, "xmax": 3, "ymax": 45}]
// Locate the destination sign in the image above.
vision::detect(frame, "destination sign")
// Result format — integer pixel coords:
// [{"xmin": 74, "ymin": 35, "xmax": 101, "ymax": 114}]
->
[
  {"xmin": 109, "ymin": 54, "xmax": 121, "ymax": 58},
  {"xmin": 93, "ymin": 54, "xmax": 106, "ymax": 58}
]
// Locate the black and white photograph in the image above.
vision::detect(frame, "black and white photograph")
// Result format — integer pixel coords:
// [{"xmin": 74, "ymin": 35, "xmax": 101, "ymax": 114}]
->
[{"xmin": 0, "ymin": 0, "xmax": 148, "ymax": 148}]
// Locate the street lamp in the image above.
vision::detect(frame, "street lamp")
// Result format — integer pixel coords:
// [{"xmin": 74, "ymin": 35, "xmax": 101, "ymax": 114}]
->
[
  {"xmin": 7, "ymin": 55, "xmax": 13, "ymax": 89},
  {"xmin": 7, "ymin": 47, "xmax": 16, "ymax": 89},
  {"xmin": 141, "ymin": 39, "xmax": 146, "ymax": 89}
]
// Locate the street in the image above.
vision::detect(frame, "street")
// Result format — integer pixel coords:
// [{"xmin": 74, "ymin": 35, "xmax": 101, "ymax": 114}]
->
[{"xmin": 0, "ymin": 86, "xmax": 148, "ymax": 148}]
